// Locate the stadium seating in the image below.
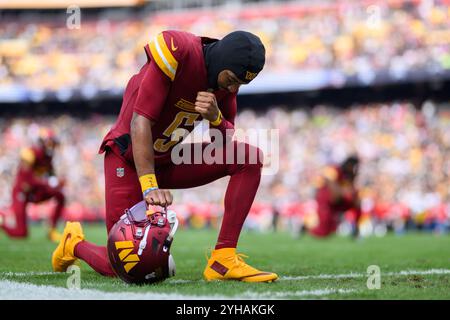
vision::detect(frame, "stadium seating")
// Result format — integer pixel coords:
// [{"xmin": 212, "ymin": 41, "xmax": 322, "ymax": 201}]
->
[
  {"xmin": 0, "ymin": 102, "xmax": 448, "ymax": 234},
  {"xmin": 0, "ymin": 0, "xmax": 449, "ymax": 100}
]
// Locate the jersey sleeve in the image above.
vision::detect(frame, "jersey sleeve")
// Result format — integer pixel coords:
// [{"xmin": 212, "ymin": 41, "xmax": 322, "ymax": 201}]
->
[
  {"xmin": 146, "ymin": 31, "xmax": 184, "ymax": 81},
  {"xmin": 133, "ymin": 59, "xmax": 171, "ymax": 122},
  {"xmin": 213, "ymin": 92, "xmax": 237, "ymax": 134},
  {"xmin": 135, "ymin": 31, "xmax": 186, "ymax": 121},
  {"xmin": 220, "ymin": 93, "xmax": 237, "ymax": 126}
]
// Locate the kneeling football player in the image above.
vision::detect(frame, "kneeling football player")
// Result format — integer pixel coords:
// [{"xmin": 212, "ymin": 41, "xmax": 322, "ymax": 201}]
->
[
  {"xmin": 1, "ymin": 128, "xmax": 65, "ymax": 242},
  {"xmin": 52, "ymin": 30, "xmax": 278, "ymax": 282},
  {"xmin": 311, "ymin": 156, "xmax": 362, "ymax": 238}
]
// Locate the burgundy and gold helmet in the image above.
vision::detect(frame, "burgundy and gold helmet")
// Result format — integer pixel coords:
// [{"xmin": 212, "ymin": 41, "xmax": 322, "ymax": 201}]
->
[{"xmin": 107, "ymin": 201, "xmax": 178, "ymax": 284}]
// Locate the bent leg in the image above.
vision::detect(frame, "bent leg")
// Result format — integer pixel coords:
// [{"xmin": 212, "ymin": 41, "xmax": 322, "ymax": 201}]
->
[
  {"xmin": 311, "ymin": 201, "xmax": 337, "ymax": 237},
  {"xmin": 49, "ymin": 190, "xmax": 65, "ymax": 228},
  {"xmin": 157, "ymin": 142, "xmax": 263, "ymax": 249},
  {"xmin": 74, "ymin": 241, "xmax": 115, "ymax": 277},
  {"xmin": 30, "ymin": 185, "xmax": 66, "ymax": 229},
  {"xmin": 2, "ymin": 191, "xmax": 28, "ymax": 238},
  {"xmin": 74, "ymin": 149, "xmax": 141, "ymax": 277}
]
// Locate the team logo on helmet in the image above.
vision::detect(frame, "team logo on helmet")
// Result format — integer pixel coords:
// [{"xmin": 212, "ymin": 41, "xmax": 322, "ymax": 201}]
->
[
  {"xmin": 115, "ymin": 241, "xmax": 140, "ymax": 273},
  {"xmin": 107, "ymin": 201, "xmax": 179, "ymax": 284}
]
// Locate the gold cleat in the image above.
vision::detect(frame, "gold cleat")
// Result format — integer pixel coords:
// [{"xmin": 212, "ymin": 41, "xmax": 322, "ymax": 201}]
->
[
  {"xmin": 203, "ymin": 248, "xmax": 278, "ymax": 283},
  {"xmin": 48, "ymin": 228, "xmax": 62, "ymax": 243},
  {"xmin": 51, "ymin": 222, "xmax": 84, "ymax": 272}
]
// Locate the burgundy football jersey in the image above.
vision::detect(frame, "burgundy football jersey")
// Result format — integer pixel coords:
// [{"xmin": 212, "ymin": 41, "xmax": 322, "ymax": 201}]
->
[
  {"xmin": 100, "ymin": 30, "xmax": 237, "ymax": 164},
  {"xmin": 14, "ymin": 145, "xmax": 54, "ymax": 191},
  {"xmin": 27, "ymin": 146, "xmax": 53, "ymax": 176}
]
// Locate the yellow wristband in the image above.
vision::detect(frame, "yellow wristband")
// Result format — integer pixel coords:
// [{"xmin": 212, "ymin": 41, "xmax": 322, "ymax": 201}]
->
[
  {"xmin": 210, "ymin": 110, "xmax": 223, "ymax": 126},
  {"xmin": 139, "ymin": 174, "xmax": 158, "ymax": 193}
]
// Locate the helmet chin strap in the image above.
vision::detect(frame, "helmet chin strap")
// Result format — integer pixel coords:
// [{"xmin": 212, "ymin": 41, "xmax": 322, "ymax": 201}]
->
[
  {"xmin": 166, "ymin": 209, "xmax": 179, "ymax": 241},
  {"xmin": 137, "ymin": 225, "xmax": 151, "ymax": 256},
  {"xmin": 163, "ymin": 208, "xmax": 179, "ymax": 253}
]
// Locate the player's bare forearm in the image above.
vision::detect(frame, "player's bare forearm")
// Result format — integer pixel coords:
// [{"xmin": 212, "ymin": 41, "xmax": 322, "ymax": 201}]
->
[
  {"xmin": 130, "ymin": 112, "xmax": 156, "ymax": 177},
  {"xmin": 130, "ymin": 112, "xmax": 173, "ymax": 207}
]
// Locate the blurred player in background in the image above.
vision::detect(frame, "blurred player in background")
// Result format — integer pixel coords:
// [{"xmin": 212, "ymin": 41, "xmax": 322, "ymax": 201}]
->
[
  {"xmin": 310, "ymin": 156, "xmax": 362, "ymax": 238},
  {"xmin": 52, "ymin": 30, "xmax": 278, "ymax": 283},
  {"xmin": 0, "ymin": 128, "xmax": 65, "ymax": 242}
]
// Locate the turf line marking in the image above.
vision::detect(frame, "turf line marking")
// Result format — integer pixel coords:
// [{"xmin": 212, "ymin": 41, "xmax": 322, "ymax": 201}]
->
[
  {"xmin": 166, "ymin": 279, "xmax": 195, "ymax": 284},
  {"xmin": 0, "ymin": 280, "xmax": 355, "ymax": 300},
  {"xmin": 2, "ymin": 268, "xmax": 450, "ymax": 282},
  {"xmin": 3, "ymin": 268, "xmax": 450, "ymax": 283},
  {"xmin": 0, "ymin": 280, "xmax": 218, "ymax": 300},
  {"xmin": 280, "ymin": 269, "xmax": 450, "ymax": 281},
  {"xmin": 0, "ymin": 272, "xmax": 195, "ymax": 284},
  {"xmin": 0, "ymin": 272, "xmax": 57, "ymax": 277}
]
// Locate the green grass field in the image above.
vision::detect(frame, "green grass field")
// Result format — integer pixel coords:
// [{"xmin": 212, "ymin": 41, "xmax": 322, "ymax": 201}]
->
[{"xmin": 1, "ymin": 224, "xmax": 449, "ymax": 299}]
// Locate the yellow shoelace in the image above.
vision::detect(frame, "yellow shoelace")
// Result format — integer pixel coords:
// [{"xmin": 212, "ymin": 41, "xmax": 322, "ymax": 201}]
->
[
  {"xmin": 235, "ymin": 253, "xmax": 249, "ymax": 263},
  {"xmin": 206, "ymin": 250, "xmax": 258, "ymax": 272},
  {"xmin": 231, "ymin": 253, "xmax": 260, "ymax": 273}
]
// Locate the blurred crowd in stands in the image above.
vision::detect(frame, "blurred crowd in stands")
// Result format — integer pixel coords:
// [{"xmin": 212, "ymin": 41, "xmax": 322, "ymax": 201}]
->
[
  {"xmin": 0, "ymin": 101, "xmax": 449, "ymax": 235},
  {"xmin": 0, "ymin": 0, "xmax": 450, "ymax": 96}
]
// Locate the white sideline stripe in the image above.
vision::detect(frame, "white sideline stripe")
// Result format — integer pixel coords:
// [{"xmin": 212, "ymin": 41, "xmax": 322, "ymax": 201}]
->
[
  {"xmin": 0, "ymin": 280, "xmax": 354, "ymax": 300},
  {"xmin": 3, "ymin": 268, "xmax": 450, "ymax": 282},
  {"xmin": 0, "ymin": 280, "xmax": 218, "ymax": 300},
  {"xmin": 280, "ymin": 269, "xmax": 450, "ymax": 281},
  {"xmin": 0, "ymin": 272, "xmax": 194, "ymax": 284},
  {"xmin": 166, "ymin": 279, "xmax": 195, "ymax": 284},
  {"xmin": 0, "ymin": 269, "xmax": 450, "ymax": 284},
  {"xmin": 1, "ymin": 272, "xmax": 57, "ymax": 277}
]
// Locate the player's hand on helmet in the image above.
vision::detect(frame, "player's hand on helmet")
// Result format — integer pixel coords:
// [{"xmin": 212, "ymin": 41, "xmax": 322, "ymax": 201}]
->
[
  {"xmin": 195, "ymin": 91, "xmax": 220, "ymax": 122},
  {"xmin": 144, "ymin": 189, "xmax": 173, "ymax": 207}
]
